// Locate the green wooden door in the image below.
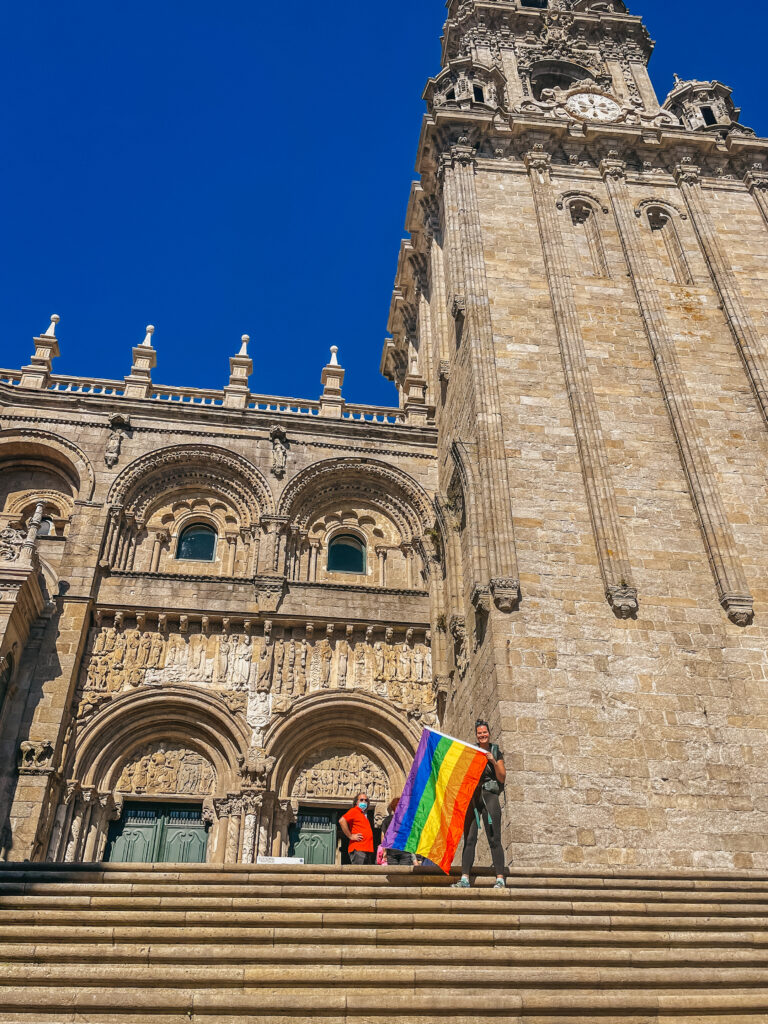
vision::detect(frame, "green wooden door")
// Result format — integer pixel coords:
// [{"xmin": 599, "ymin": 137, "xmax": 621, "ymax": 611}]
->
[
  {"xmin": 106, "ymin": 803, "xmax": 209, "ymax": 864},
  {"xmin": 288, "ymin": 810, "xmax": 338, "ymax": 865}
]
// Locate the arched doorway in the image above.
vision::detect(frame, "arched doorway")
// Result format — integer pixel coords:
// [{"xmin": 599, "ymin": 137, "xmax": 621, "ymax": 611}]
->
[{"xmin": 265, "ymin": 691, "xmax": 419, "ymax": 864}]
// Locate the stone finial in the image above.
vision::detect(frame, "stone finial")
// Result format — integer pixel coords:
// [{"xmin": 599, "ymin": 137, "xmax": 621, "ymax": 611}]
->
[
  {"xmin": 319, "ymin": 346, "xmax": 345, "ymax": 419},
  {"xmin": 43, "ymin": 314, "xmax": 60, "ymax": 338},
  {"xmin": 123, "ymin": 323, "xmax": 157, "ymax": 399},
  {"xmin": 19, "ymin": 315, "xmax": 61, "ymax": 389},
  {"xmin": 223, "ymin": 333, "xmax": 253, "ymax": 409}
]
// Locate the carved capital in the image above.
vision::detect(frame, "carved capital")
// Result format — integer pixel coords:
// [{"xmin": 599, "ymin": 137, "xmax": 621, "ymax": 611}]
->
[
  {"xmin": 606, "ymin": 584, "xmax": 639, "ymax": 619},
  {"xmin": 524, "ymin": 146, "xmax": 552, "ymax": 180},
  {"xmin": 470, "ymin": 584, "xmax": 491, "ymax": 614},
  {"xmin": 17, "ymin": 739, "xmax": 55, "ymax": 775},
  {"xmin": 674, "ymin": 160, "xmax": 701, "ymax": 187},
  {"xmin": 599, "ymin": 157, "xmax": 627, "ymax": 182},
  {"xmin": 721, "ymin": 592, "xmax": 755, "ymax": 628},
  {"xmin": 490, "ymin": 576, "xmax": 521, "ymax": 613}
]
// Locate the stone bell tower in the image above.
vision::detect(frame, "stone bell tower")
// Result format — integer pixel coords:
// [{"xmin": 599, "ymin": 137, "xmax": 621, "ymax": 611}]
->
[{"xmin": 384, "ymin": 0, "xmax": 768, "ymax": 869}]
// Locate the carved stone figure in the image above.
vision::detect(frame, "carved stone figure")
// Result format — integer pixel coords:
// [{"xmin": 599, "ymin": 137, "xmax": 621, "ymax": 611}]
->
[
  {"xmin": 256, "ymin": 638, "xmax": 275, "ymax": 693},
  {"xmin": 337, "ymin": 641, "xmax": 349, "ymax": 688},
  {"xmin": 318, "ymin": 638, "xmax": 333, "ymax": 689},
  {"xmin": 292, "ymin": 750, "xmax": 388, "ymax": 803},
  {"xmin": 104, "ymin": 431, "xmax": 122, "ymax": 468},
  {"xmin": 233, "ymin": 636, "xmax": 252, "ymax": 688},
  {"xmin": 413, "ymin": 645, "xmax": 424, "ymax": 682},
  {"xmin": 116, "ymin": 743, "xmax": 215, "ymax": 796},
  {"xmin": 148, "ymin": 633, "xmax": 165, "ymax": 669},
  {"xmin": 0, "ymin": 528, "xmax": 23, "ymax": 562},
  {"xmin": 270, "ymin": 425, "xmax": 288, "ymax": 478},
  {"xmin": 398, "ymin": 643, "xmax": 412, "ymax": 682}
]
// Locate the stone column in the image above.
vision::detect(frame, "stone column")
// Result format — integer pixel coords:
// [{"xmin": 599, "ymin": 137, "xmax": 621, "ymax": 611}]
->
[
  {"xmin": 225, "ymin": 533, "xmax": 238, "ymax": 576},
  {"xmin": 150, "ymin": 531, "xmax": 167, "ymax": 573},
  {"xmin": 225, "ymin": 798, "xmax": 242, "ymax": 864},
  {"xmin": 440, "ymin": 141, "xmax": 520, "ymax": 611},
  {"xmin": 375, "ymin": 547, "xmax": 387, "ymax": 588},
  {"xmin": 211, "ymin": 797, "xmax": 231, "ymax": 864},
  {"xmin": 676, "ymin": 161, "xmax": 768, "ymax": 430},
  {"xmin": 525, "ymin": 147, "xmax": 637, "ymax": 617},
  {"xmin": 309, "ymin": 542, "xmax": 321, "ymax": 583},
  {"xmin": 240, "ymin": 793, "xmax": 262, "ymax": 864},
  {"xmin": 601, "ymin": 154, "xmax": 753, "ymax": 625}
]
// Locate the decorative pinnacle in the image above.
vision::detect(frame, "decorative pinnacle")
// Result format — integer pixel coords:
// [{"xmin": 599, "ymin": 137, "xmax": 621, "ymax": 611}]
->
[
  {"xmin": 410, "ymin": 354, "xmax": 419, "ymax": 374},
  {"xmin": 329, "ymin": 345, "xmax": 339, "ymax": 366},
  {"xmin": 142, "ymin": 325, "xmax": 155, "ymax": 347},
  {"xmin": 43, "ymin": 314, "xmax": 60, "ymax": 338},
  {"xmin": 239, "ymin": 334, "xmax": 250, "ymax": 356}
]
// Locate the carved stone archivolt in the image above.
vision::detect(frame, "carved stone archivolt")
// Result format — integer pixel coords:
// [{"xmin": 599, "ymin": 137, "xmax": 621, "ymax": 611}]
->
[
  {"xmin": 292, "ymin": 750, "xmax": 389, "ymax": 804},
  {"xmin": 115, "ymin": 743, "xmax": 216, "ymax": 796}
]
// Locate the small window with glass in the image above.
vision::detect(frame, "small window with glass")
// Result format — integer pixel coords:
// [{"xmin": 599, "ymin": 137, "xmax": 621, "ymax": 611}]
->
[
  {"xmin": 176, "ymin": 523, "xmax": 217, "ymax": 562},
  {"xmin": 327, "ymin": 534, "xmax": 366, "ymax": 575}
]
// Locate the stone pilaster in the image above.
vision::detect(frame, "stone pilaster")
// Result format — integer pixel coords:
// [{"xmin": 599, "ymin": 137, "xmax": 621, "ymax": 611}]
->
[
  {"xmin": 525, "ymin": 147, "xmax": 638, "ymax": 617},
  {"xmin": 439, "ymin": 141, "xmax": 520, "ymax": 611},
  {"xmin": 601, "ymin": 155, "xmax": 753, "ymax": 626},
  {"xmin": 676, "ymin": 162, "xmax": 768, "ymax": 430}
]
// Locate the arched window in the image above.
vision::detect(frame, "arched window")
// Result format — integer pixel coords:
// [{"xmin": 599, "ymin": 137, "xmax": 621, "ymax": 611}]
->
[
  {"xmin": 38, "ymin": 517, "xmax": 55, "ymax": 537},
  {"xmin": 569, "ymin": 200, "xmax": 610, "ymax": 278},
  {"xmin": 327, "ymin": 534, "xmax": 366, "ymax": 574},
  {"xmin": 176, "ymin": 523, "xmax": 217, "ymax": 562},
  {"xmin": 646, "ymin": 206, "xmax": 693, "ymax": 286}
]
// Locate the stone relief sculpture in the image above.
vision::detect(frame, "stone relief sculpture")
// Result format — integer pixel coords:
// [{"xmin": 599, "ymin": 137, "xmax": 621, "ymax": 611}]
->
[
  {"xmin": 0, "ymin": 528, "xmax": 24, "ymax": 562},
  {"xmin": 115, "ymin": 744, "xmax": 216, "ymax": 796},
  {"xmin": 292, "ymin": 750, "xmax": 389, "ymax": 803},
  {"xmin": 77, "ymin": 618, "xmax": 438, "ymax": 729}
]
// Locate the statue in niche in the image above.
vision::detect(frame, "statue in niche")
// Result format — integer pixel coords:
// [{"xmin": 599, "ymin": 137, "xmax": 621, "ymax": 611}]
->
[
  {"xmin": 354, "ymin": 644, "xmax": 367, "ymax": 688},
  {"xmin": 337, "ymin": 641, "xmax": 349, "ymax": 689},
  {"xmin": 137, "ymin": 633, "xmax": 152, "ymax": 668},
  {"xmin": 374, "ymin": 642, "xmax": 385, "ymax": 681},
  {"xmin": 274, "ymin": 641, "xmax": 285, "ymax": 693},
  {"xmin": 190, "ymin": 634, "xmax": 207, "ymax": 677},
  {"xmin": 233, "ymin": 636, "xmax": 252, "ymax": 688},
  {"xmin": 296, "ymin": 640, "xmax": 308, "ymax": 697},
  {"xmin": 425, "ymin": 646, "xmax": 432, "ymax": 681},
  {"xmin": 398, "ymin": 643, "xmax": 412, "ymax": 682},
  {"xmin": 270, "ymin": 424, "xmax": 288, "ymax": 478},
  {"xmin": 166, "ymin": 633, "xmax": 186, "ymax": 669},
  {"xmin": 125, "ymin": 630, "xmax": 140, "ymax": 667},
  {"xmin": 256, "ymin": 637, "xmax": 275, "ymax": 693},
  {"xmin": 93, "ymin": 629, "xmax": 108, "ymax": 656},
  {"xmin": 218, "ymin": 635, "xmax": 231, "ymax": 682},
  {"xmin": 384, "ymin": 643, "xmax": 397, "ymax": 683},
  {"xmin": 318, "ymin": 638, "xmax": 333, "ymax": 689},
  {"xmin": 413, "ymin": 645, "xmax": 424, "ymax": 682},
  {"xmin": 148, "ymin": 633, "xmax": 165, "ymax": 670},
  {"xmin": 284, "ymin": 640, "xmax": 296, "ymax": 697}
]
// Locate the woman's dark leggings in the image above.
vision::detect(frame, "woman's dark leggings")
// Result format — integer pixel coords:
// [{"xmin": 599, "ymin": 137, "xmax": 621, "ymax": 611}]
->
[{"xmin": 461, "ymin": 790, "xmax": 505, "ymax": 876}]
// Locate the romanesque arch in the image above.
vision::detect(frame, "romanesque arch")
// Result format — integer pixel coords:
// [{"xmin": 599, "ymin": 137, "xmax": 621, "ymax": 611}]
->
[
  {"xmin": 266, "ymin": 690, "xmax": 420, "ymax": 812},
  {"xmin": 48, "ymin": 686, "xmax": 251, "ymax": 864},
  {"xmin": 102, "ymin": 444, "xmax": 275, "ymax": 575},
  {"xmin": 277, "ymin": 457, "xmax": 434, "ymax": 589},
  {"xmin": 0, "ymin": 428, "xmax": 95, "ymax": 501}
]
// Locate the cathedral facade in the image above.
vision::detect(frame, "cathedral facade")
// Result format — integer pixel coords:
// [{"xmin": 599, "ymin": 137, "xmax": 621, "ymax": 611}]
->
[{"xmin": 2, "ymin": 0, "xmax": 768, "ymax": 871}]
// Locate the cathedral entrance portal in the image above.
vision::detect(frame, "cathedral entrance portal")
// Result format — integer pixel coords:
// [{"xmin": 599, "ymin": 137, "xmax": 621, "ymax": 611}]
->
[{"xmin": 104, "ymin": 802, "xmax": 209, "ymax": 864}]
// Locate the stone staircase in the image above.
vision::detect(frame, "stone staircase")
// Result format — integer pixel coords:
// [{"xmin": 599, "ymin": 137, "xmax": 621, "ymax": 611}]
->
[{"xmin": 0, "ymin": 863, "xmax": 767, "ymax": 1023}]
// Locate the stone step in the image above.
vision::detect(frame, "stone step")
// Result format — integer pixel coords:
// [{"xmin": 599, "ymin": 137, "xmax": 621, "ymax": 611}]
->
[
  {"xmin": 1, "ymin": 940, "xmax": 767, "ymax": 967},
  {"xmin": 5, "ymin": 893, "xmax": 767, "ymax": 919},
  {"xmin": 0, "ymin": 865, "xmax": 766, "ymax": 1022},
  {"xmin": 4, "ymin": 960, "xmax": 768, "ymax": 988},
  {"xmin": 0, "ymin": 982, "xmax": 767, "ymax": 1016},
  {"xmin": 2, "ymin": 905, "xmax": 766, "ymax": 933}
]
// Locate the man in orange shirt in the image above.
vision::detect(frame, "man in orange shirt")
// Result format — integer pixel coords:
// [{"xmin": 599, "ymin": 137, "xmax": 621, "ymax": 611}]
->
[{"xmin": 340, "ymin": 791, "xmax": 374, "ymax": 865}]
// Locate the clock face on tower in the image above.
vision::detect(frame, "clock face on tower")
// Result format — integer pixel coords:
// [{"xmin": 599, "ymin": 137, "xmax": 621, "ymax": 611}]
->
[{"xmin": 565, "ymin": 92, "xmax": 623, "ymax": 123}]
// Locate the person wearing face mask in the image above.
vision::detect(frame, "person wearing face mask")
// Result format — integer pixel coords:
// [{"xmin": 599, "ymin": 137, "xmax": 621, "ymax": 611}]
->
[
  {"xmin": 452, "ymin": 719, "xmax": 507, "ymax": 889},
  {"xmin": 340, "ymin": 791, "xmax": 374, "ymax": 865}
]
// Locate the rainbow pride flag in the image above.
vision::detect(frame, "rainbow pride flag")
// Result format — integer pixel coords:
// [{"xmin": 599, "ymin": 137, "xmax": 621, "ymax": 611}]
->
[{"xmin": 383, "ymin": 728, "xmax": 489, "ymax": 873}]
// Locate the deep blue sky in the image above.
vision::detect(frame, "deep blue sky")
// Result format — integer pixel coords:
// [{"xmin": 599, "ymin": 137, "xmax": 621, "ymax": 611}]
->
[{"xmin": 1, "ymin": 1, "xmax": 766, "ymax": 406}]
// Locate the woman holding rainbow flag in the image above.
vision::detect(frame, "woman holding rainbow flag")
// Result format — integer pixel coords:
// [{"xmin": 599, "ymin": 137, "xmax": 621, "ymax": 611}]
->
[{"xmin": 452, "ymin": 719, "xmax": 507, "ymax": 889}]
